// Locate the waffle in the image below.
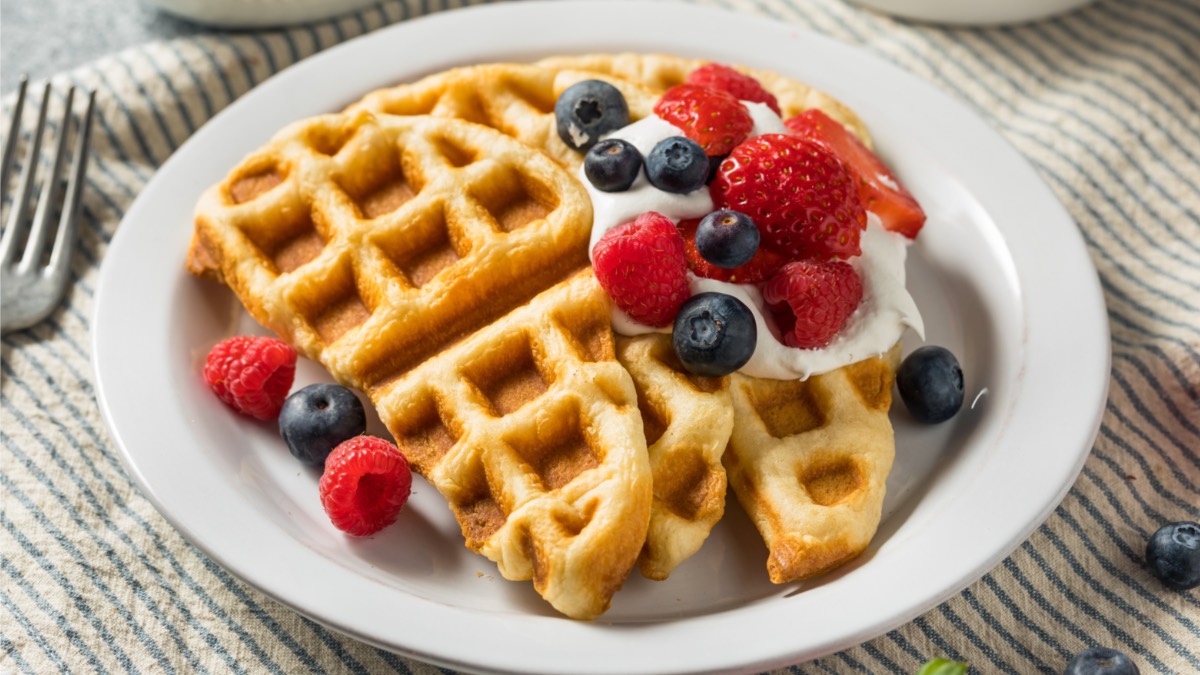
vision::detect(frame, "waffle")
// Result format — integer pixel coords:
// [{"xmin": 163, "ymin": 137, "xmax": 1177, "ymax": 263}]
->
[
  {"xmin": 187, "ymin": 110, "xmax": 653, "ymax": 620},
  {"xmin": 617, "ymin": 334, "xmax": 732, "ymax": 580},
  {"xmin": 339, "ymin": 55, "xmax": 900, "ymax": 585},
  {"xmin": 725, "ymin": 345, "xmax": 901, "ymax": 583},
  {"xmin": 346, "ymin": 62, "xmax": 733, "ymax": 581},
  {"xmin": 346, "ymin": 63, "xmax": 661, "ymax": 172}
]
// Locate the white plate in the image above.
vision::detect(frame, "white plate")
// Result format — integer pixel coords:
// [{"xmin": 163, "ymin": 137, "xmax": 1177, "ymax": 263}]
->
[{"xmin": 92, "ymin": 2, "xmax": 1110, "ymax": 673}]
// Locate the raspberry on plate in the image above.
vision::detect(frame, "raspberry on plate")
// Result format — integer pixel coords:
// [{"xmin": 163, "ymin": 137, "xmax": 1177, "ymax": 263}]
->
[
  {"xmin": 319, "ymin": 436, "xmax": 412, "ymax": 537},
  {"xmin": 785, "ymin": 109, "xmax": 926, "ymax": 239},
  {"xmin": 203, "ymin": 335, "xmax": 297, "ymax": 420},
  {"xmin": 593, "ymin": 211, "xmax": 691, "ymax": 327},
  {"xmin": 712, "ymin": 133, "xmax": 866, "ymax": 261},
  {"xmin": 762, "ymin": 260, "xmax": 863, "ymax": 349},
  {"xmin": 685, "ymin": 62, "xmax": 781, "ymax": 115},
  {"xmin": 653, "ymin": 84, "xmax": 754, "ymax": 157}
]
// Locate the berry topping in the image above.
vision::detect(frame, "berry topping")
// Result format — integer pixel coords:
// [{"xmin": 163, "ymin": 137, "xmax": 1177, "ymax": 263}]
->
[
  {"xmin": 645, "ymin": 136, "xmax": 710, "ymax": 194},
  {"xmin": 1064, "ymin": 647, "xmax": 1140, "ymax": 675},
  {"xmin": 319, "ymin": 436, "xmax": 412, "ymax": 537},
  {"xmin": 279, "ymin": 383, "xmax": 368, "ymax": 467},
  {"xmin": 203, "ymin": 335, "xmax": 297, "ymax": 420},
  {"xmin": 593, "ymin": 212, "xmax": 691, "ymax": 327},
  {"xmin": 584, "ymin": 138, "xmax": 643, "ymax": 192},
  {"xmin": 685, "ymin": 62, "xmax": 781, "ymax": 115},
  {"xmin": 895, "ymin": 346, "xmax": 965, "ymax": 424},
  {"xmin": 555, "ymin": 80, "xmax": 630, "ymax": 151},
  {"xmin": 678, "ymin": 217, "xmax": 787, "ymax": 284},
  {"xmin": 786, "ymin": 109, "xmax": 926, "ymax": 238},
  {"xmin": 694, "ymin": 209, "xmax": 760, "ymax": 269},
  {"xmin": 712, "ymin": 134, "xmax": 866, "ymax": 260},
  {"xmin": 653, "ymin": 84, "xmax": 754, "ymax": 156},
  {"xmin": 1145, "ymin": 521, "xmax": 1200, "ymax": 590},
  {"xmin": 762, "ymin": 260, "xmax": 863, "ymax": 350},
  {"xmin": 672, "ymin": 292, "xmax": 757, "ymax": 376}
]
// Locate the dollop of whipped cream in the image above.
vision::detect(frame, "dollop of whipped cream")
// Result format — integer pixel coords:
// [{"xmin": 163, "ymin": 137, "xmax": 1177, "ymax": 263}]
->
[{"xmin": 583, "ymin": 102, "xmax": 924, "ymax": 380}]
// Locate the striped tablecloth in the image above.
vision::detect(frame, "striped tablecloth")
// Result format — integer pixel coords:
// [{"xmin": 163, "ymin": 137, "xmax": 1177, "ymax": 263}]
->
[{"xmin": 3, "ymin": 0, "xmax": 1197, "ymax": 672}]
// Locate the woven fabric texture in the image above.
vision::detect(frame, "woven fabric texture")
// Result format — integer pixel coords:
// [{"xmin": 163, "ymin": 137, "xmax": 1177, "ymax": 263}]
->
[{"xmin": 2, "ymin": 0, "xmax": 1198, "ymax": 672}]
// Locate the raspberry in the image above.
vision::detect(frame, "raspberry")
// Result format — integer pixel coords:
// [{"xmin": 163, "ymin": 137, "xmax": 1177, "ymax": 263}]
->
[
  {"xmin": 319, "ymin": 436, "xmax": 412, "ymax": 537},
  {"xmin": 685, "ymin": 62, "xmax": 781, "ymax": 115},
  {"xmin": 712, "ymin": 134, "xmax": 866, "ymax": 260},
  {"xmin": 203, "ymin": 336, "xmax": 297, "ymax": 420},
  {"xmin": 593, "ymin": 211, "xmax": 691, "ymax": 327},
  {"xmin": 762, "ymin": 260, "xmax": 863, "ymax": 349},
  {"xmin": 677, "ymin": 217, "xmax": 787, "ymax": 284},
  {"xmin": 653, "ymin": 84, "xmax": 754, "ymax": 157}
]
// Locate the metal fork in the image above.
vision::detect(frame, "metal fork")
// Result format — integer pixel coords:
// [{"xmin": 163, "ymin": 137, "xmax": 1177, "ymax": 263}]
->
[{"xmin": 0, "ymin": 76, "xmax": 95, "ymax": 335}]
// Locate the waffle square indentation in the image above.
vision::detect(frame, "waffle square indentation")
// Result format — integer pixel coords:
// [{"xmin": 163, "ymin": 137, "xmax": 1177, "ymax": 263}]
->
[
  {"xmin": 471, "ymin": 168, "xmax": 555, "ymax": 233},
  {"xmin": 462, "ymin": 332, "xmax": 553, "ymax": 417},
  {"xmin": 751, "ymin": 379, "xmax": 828, "ymax": 439}
]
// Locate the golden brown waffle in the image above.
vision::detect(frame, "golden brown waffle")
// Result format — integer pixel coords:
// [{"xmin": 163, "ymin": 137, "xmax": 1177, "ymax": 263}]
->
[
  {"xmin": 724, "ymin": 345, "xmax": 901, "ymax": 583},
  {"xmin": 345, "ymin": 63, "xmax": 661, "ymax": 171},
  {"xmin": 617, "ymin": 334, "xmax": 732, "ymax": 580},
  {"xmin": 188, "ymin": 110, "xmax": 652, "ymax": 619}
]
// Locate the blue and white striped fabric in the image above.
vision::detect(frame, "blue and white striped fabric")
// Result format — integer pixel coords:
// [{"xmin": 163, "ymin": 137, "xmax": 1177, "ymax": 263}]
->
[{"xmin": 2, "ymin": 0, "xmax": 1197, "ymax": 672}]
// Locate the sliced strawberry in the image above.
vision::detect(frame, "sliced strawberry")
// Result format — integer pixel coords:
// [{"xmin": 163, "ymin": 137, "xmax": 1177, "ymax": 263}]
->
[
  {"xmin": 677, "ymin": 217, "xmax": 787, "ymax": 284},
  {"xmin": 685, "ymin": 63, "xmax": 781, "ymax": 115},
  {"xmin": 785, "ymin": 109, "xmax": 926, "ymax": 238},
  {"xmin": 653, "ymin": 84, "xmax": 754, "ymax": 157},
  {"xmin": 711, "ymin": 134, "xmax": 865, "ymax": 261}
]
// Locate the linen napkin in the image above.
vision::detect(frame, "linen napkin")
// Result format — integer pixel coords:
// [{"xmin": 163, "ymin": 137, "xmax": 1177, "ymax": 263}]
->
[{"xmin": 2, "ymin": 0, "xmax": 1197, "ymax": 672}]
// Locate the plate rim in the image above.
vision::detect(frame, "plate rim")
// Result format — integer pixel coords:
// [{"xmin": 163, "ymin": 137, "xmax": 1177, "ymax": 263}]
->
[{"xmin": 91, "ymin": 2, "xmax": 1111, "ymax": 673}]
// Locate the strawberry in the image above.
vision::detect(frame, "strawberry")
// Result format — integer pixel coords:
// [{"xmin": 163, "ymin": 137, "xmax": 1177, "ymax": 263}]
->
[
  {"xmin": 319, "ymin": 436, "xmax": 412, "ymax": 537},
  {"xmin": 685, "ymin": 62, "xmax": 781, "ymax": 115},
  {"xmin": 711, "ymin": 134, "xmax": 866, "ymax": 260},
  {"xmin": 203, "ymin": 335, "xmax": 297, "ymax": 420},
  {"xmin": 653, "ymin": 84, "xmax": 754, "ymax": 157},
  {"xmin": 593, "ymin": 211, "xmax": 691, "ymax": 327},
  {"xmin": 785, "ymin": 109, "xmax": 925, "ymax": 238},
  {"xmin": 677, "ymin": 217, "xmax": 788, "ymax": 284},
  {"xmin": 763, "ymin": 260, "xmax": 863, "ymax": 350}
]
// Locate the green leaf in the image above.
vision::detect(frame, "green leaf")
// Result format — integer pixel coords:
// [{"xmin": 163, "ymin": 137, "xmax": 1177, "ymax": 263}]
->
[{"xmin": 915, "ymin": 657, "xmax": 969, "ymax": 675}]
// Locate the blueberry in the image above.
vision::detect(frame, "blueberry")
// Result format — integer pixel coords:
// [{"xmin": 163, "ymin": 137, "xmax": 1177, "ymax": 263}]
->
[
  {"xmin": 672, "ymin": 292, "xmax": 756, "ymax": 376},
  {"xmin": 555, "ymin": 80, "xmax": 629, "ymax": 151},
  {"xmin": 1146, "ymin": 521, "xmax": 1200, "ymax": 590},
  {"xmin": 896, "ymin": 345, "xmax": 964, "ymax": 424},
  {"xmin": 1064, "ymin": 647, "xmax": 1139, "ymax": 675},
  {"xmin": 646, "ymin": 136, "xmax": 709, "ymax": 194},
  {"xmin": 279, "ymin": 383, "xmax": 367, "ymax": 466},
  {"xmin": 584, "ymin": 138, "xmax": 642, "ymax": 192},
  {"xmin": 696, "ymin": 209, "xmax": 760, "ymax": 268}
]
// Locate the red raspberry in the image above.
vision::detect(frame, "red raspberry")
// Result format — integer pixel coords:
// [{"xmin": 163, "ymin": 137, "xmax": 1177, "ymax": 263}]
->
[
  {"xmin": 319, "ymin": 436, "xmax": 412, "ymax": 537},
  {"xmin": 786, "ymin": 109, "xmax": 926, "ymax": 238},
  {"xmin": 677, "ymin": 217, "xmax": 788, "ymax": 284},
  {"xmin": 711, "ymin": 134, "xmax": 866, "ymax": 260},
  {"xmin": 685, "ymin": 62, "xmax": 781, "ymax": 115},
  {"xmin": 203, "ymin": 336, "xmax": 297, "ymax": 420},
  {"xmin": 593, "ymin": 211, "xmax": 691, "ymax": 327},
  {"xmin": 653, "ymin": 84, "xmax": 754, "ymax": 156},
  {"xmin": 763, "ymin": 260, "xmax": 863, "ymax": 349}
]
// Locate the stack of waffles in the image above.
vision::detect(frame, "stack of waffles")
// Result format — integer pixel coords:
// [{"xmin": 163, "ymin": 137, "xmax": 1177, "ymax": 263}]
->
[{"xmin": 187, "ymin": 54, "xmax": 902, "ymax": 619}]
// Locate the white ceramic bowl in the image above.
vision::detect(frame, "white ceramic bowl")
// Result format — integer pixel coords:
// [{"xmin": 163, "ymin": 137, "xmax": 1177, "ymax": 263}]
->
[
  {"xmin": 145, "ymin": 0, "xmax": 381, "ymax": 27},
  {"xmin": 847, "ymin": 0, "xmax": 1097, "ymax": 25}
]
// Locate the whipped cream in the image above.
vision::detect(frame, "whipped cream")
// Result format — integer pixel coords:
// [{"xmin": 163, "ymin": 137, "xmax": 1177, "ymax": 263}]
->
[{"xmin": 585, "ymin": 105, "xmax": 924, "ymax": 381}]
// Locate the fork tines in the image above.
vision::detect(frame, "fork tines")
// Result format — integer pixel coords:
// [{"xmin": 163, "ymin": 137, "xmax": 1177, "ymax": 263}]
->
[{"xmin": 0, "ymin": 76, "xmax": 96, "ymax": 334}]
